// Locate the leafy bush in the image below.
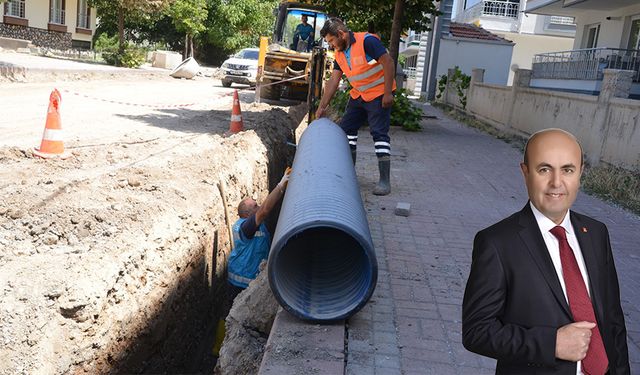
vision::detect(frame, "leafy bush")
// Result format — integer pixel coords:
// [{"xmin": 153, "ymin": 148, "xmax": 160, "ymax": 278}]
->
[
  {"xmin": 118, "ymin": 45, "xmax": 147, "ymax": 68},
  {"xmin": 94, "ymin": 34, "xmax": 147, "ymax": 68},
  {"xmin": 391, "ymin": 89, "xmax": 422, "ymax": 131},
  {"xmin": 435, "ymin": 67, "xmax": 471, "ymax": 108},
  {"xmin": 328, "ymin": 81, "xmax": 422, "ymax": 131},
  {"xmin": 436, "ymin": 74, "xmax": 447, "ymax": 100}
]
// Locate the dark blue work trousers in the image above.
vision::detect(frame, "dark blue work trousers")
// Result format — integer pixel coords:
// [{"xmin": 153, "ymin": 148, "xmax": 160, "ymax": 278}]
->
[{"xmin": 339, "ymin": 94, "xmax": 391, "ymax": 158}]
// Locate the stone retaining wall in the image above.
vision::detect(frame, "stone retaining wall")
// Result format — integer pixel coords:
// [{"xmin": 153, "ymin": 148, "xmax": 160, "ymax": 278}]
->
[{"xmin": 0, "ymin": 23, "xmax": 71, "ymax": 50}]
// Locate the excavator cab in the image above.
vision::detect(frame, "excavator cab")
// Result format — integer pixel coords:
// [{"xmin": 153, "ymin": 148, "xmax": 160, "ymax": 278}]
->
[{"xmin": 257, "ymin": 1, "xmax": 331, "ymax": 111}]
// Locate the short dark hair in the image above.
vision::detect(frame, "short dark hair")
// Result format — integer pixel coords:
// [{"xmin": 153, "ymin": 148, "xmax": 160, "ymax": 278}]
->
[{"xmin": 320, "ymin": 17, "xmax": 349, "ymax": 38}]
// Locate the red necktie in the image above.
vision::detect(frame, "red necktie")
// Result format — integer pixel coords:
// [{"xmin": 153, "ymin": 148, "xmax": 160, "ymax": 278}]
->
[{"xmin": 550, "ymin": 226, "xmax": 608, "ymax": 375}]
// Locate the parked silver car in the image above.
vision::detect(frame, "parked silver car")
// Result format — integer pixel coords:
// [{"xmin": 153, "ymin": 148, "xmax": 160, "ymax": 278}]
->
[{"xmin": 220, "ymin": 48, "xmax": 259, "ymax": 87}]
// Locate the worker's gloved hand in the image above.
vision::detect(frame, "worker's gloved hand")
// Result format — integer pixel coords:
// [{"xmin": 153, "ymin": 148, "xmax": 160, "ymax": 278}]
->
[{"xmin": 279, "ymin": 167, "xmax": 292, "ymax": 189}]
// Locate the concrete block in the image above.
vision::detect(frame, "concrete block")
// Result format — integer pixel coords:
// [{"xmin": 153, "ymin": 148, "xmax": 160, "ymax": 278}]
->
[
  {"xmin": 152, "ymin": 50, "xmax": 183, "ymax": 70},
  {"xmin": 395, "ymin": 202, "xmax": 411, "ymax": 217}
]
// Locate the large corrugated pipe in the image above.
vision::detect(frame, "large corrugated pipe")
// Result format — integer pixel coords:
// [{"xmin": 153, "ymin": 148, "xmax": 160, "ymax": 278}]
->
[{"xmin": 267, "ymin": 118, "xmax": 378, "ymax": 322}]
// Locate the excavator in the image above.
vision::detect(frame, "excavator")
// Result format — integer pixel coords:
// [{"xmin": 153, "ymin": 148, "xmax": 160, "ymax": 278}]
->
[{"xmin": 256, "ymin": 1, "xmax": 333, "ymax": 121}]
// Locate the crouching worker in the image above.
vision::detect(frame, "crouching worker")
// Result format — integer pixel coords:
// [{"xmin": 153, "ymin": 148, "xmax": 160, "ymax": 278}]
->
[{"xmin": 227, "ymin": 167, "xmax": 292, "ymax": 299}]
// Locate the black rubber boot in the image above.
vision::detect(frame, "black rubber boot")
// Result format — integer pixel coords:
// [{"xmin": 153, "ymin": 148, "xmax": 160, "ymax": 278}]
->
[
  {"xmin": 373, "ymin": 157, "xmax": 391, "ymax": 196},
  {"xmin": 351, "ymin": 149, "xmax": 357, "ymax": 165}
]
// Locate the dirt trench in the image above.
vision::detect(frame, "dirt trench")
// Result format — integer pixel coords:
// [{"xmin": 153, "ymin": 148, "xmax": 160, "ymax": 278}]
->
[{"xmin": 0, "ymin": 100, "xmax": 307, "ymax": 374}]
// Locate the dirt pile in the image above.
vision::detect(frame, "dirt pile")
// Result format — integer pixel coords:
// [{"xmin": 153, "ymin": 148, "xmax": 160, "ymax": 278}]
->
[
  {"xmin": 0, "ymin": 101, "xmax": 306, "ymax": 374},
  {"xmin": 215, "ymin": 261, "xmax": 279, "ymax": 375}
]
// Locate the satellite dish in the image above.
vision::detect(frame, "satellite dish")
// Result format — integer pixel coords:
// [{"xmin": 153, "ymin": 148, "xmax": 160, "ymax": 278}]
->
[{"xmin": 510, "ymin": 63, "xmax": 519, "ymax": 72}]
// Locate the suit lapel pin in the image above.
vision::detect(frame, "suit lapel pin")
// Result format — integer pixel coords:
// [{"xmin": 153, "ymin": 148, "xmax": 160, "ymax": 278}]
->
[{"xmin": 581, "ymin": 227, "xmax": 588, "ymax": 233}]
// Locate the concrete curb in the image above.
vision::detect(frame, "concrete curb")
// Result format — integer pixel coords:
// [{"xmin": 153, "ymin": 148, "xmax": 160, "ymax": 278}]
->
[{"xmin": 259, "ymin": 308, "xmax": 345, "ymax": 375}]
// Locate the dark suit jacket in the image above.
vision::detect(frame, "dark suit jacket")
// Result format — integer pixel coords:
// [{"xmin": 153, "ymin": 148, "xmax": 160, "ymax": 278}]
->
[{"xmin": 462, "ymin": 203, "xmax": 630, "ymax": 374}]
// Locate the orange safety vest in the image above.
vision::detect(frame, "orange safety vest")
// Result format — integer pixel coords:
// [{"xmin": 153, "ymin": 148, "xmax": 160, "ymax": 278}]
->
[{"xmin": 334, "ymin": 32, "xmax": 395, "ymax": 102}]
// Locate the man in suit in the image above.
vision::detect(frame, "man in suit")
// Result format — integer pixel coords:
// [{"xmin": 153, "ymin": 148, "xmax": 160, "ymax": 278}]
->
[{"xmin": 462, "ymin": 128, "xmax": 630, "ymax": 374}]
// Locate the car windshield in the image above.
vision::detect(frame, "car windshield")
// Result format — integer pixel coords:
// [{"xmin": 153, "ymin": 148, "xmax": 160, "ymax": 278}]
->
[{"xmin": 236, "ymin": 49, "xmax": 259, "ymax": 60}]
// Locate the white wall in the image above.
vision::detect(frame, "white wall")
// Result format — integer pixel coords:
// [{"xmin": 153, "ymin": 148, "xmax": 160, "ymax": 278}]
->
[
  {"xmin": 21, "ymin": 0, "xmax": 96, "ymax": 42},
  {"xmin": 573, "ymin": 3, "xmax": 640, "ymax": 49},
  {"xmin": 504, "ymin": 32, "xmax": 574, "ymax": 84},
  {"xmin": 437, "ymin": 37, "xmax": 514, "ymax": 84},
  {"xmin": 26, "ymin": 0, "xmax": 49, "ymax": 29}
]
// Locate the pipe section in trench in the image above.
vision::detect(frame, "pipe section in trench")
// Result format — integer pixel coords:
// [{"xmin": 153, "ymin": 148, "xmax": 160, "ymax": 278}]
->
[{"xmin": 267, "ymin": 118, "xmax": 378, "ymax": 322}]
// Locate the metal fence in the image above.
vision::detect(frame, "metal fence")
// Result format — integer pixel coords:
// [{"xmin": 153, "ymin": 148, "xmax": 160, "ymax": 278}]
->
[
  {"xmin": 532, "ymin": 48, "xmax": 640, "ymax": 82},
  {"xmin": 549, "ymin": 16, "xmax": 575, "ymax": 25},
  {"xmin": 50, "ymin": 7, "xmax": 65, "ymax": 25},
  {"xmin": 483, "ymin": 0, "xmax": 519, "ymax": 19},
  {"xmin": 4, "ymin": 0, "xmax": 26, "ymax": 18},
  {"xmin": 404, "ymin": 67, "xmax": 417, "ymax": 79}
]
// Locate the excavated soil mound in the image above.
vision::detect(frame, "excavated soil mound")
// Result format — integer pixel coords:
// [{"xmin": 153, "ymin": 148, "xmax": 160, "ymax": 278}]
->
[{"xmin": 0, "ymin": 102, "xmax": 306, "ymax": 374}]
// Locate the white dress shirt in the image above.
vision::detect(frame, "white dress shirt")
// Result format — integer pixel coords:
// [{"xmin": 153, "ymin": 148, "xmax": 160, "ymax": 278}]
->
[{"xmin": 530, "ymin": 202, "xmax": 591, "ymax": 375}]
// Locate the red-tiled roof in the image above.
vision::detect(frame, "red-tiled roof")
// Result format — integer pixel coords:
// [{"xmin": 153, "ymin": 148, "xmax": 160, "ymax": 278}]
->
[{"xmin": 448, "ymin": 22, "xmax": 512, "ymax": 43}]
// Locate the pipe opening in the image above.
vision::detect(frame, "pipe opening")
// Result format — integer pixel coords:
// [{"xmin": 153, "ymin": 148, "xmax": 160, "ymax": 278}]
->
[{"xmin": 270, "ymin": 226, "xmax": 375, "ymax": 321}]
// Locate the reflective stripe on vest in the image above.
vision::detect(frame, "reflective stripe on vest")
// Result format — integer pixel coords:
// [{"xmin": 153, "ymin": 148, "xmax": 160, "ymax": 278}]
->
[
  {"xmin": 228, "ymin": 272, "xmax": 254, "ymax": 287},
  {"xmin": 334, "ymin": 32, "xmax": 395, "ymax": 101}
]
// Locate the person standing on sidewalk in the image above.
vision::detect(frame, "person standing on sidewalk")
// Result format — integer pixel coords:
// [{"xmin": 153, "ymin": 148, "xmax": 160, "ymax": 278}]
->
[
  {"xmin": 315, "ymin": 18, "xmax": 396, "ymax": 196},
  {"xmin": 227, "ymin": 167, "xmax": 291, "ymax": 298},
  {"xmin": 462, "ymin": 129, "xmax": 629, "ymax": 374}
]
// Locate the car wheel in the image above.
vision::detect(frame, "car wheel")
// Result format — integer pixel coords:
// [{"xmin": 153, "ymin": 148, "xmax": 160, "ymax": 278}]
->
[{"xmin": 222, "ymin": 79, "xmax": 232, "ymax": 88}]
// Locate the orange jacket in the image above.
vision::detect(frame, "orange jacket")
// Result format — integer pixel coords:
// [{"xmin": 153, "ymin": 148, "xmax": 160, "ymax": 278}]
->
[{"xmin": 334, "ymin": 32, "xmax": 395, "ymax": 101}]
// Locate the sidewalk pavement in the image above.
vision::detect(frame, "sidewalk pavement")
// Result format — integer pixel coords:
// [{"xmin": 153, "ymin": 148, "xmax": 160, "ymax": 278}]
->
[{"xmin": 261, "ymin": 103, "xmax": 640, "ymax": 374}]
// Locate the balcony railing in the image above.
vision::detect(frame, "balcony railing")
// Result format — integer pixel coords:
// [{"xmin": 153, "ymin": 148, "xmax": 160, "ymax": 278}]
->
[
  {"xmin": 532, "ymin": 48, "xmax": 640, "ymax": 82},
  {"xmin": 50, "ymin": 7, "xmax": 65, "ymax": 25},
  {"xmin": 549, "ymin": 16, "xmax": 575, "ymax": 25},
  {"xmin": 4, "ymin": 0, "xmax": 26, "ymax": 18},
  {"xmin": 404, "ymin": 67, "xmax": 417, "ymax": 79},
  {"xmin": 482, "ymin": 1, "xmax": 519, "ymax": 19}
]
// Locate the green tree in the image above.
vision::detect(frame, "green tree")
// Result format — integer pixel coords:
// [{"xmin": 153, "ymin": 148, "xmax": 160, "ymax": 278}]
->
[
  {"xmin": 168, "ymin": 0, "xmax": 208, "ymax": 58},
  {"xmin": 205, "ymin": 0, "xmax": 278, "ymax": 52},
  {"xmin": 89, "ymin": 0, "xmax": 170, "ymax": 53},
  {"xmin": 317, "ymin": 0, "xmax": 438, "ymax": 64}
]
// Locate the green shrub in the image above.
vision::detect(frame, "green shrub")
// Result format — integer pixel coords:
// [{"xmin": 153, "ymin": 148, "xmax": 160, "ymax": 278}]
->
[
  {"xmin": 391, "ymin": 89, "xmax": 422, "ymax": 131},
  {"xmin": 118, "ymin": 45, "xmax": 147, "ymax": 68},
  {"xmin": 328, "ymin": 81, "xmax": 422, "ymax": 132},
  {"xmin": 94, "ymin": 33, "xmax": 119, "ymax": 54},
  {"xmin": 437, "ymin": 66, "xmax": 471, "ymax": 108},
  {"xmin": 94, "ymin": 34, "xmax": 146, "ymax": 68},
  {"xmin": 436, "ymin": 74, "xmax": 447, "ymax": 100}
]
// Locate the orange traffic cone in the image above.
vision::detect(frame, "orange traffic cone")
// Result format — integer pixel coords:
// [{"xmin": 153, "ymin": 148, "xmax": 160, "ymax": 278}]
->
[
  {"xmin": 33, "ymin": 89, "xmax": 71, "ymax": 159},
  {"xmin": 229, "ymin": 90, "xmax": 243, "ymax": 133}
]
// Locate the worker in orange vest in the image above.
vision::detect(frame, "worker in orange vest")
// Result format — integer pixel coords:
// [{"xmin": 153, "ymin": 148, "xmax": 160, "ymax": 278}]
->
[{"xmin": 315, "ymin": 17, "xmax": 396, "ymax": 196}]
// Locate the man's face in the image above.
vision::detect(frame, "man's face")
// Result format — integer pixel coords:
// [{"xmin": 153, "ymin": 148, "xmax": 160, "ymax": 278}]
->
[
  {"xmin": 301, "ymin": 15, "xmax": 308, "ymax": 24},
  {"xmin": 520, "ymin": 130, "xmax": 583, "ymax": 224},
  {"xmin": 324, "ymin": 30, "xmax": 348, "ymax": 51},
  {"xmin": 241, "ymin": 198, "xmax": 259, "ymax": 218}
]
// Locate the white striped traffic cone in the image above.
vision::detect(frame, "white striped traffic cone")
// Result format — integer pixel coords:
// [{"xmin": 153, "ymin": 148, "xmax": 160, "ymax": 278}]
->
[
  {"xmin": 229, "ymin": 90, "xmax": 243, "ymax": 133},
  {"xmin": 33, "ymin": 89, "xmax": 71, "ymax": 159}
]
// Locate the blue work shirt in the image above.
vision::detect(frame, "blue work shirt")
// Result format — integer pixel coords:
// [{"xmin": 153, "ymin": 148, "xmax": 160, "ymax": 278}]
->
[
  {"xmin": 295, "ymin": 23, "xmax": 314, "ymax": 41},
  {"xmin": 228, "ymin": 216, "xmax": 271, "ymax": 288}
]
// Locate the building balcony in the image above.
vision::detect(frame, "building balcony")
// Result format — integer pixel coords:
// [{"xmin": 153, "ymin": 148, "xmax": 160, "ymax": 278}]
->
[
  {"xmin": 532, "ymin": 48, "xmax": 640, "ymax": 82},
  {"xmin": 531, "ymin": 48, "xmax": 640, "ymax": 98},
  {"xmin": 459, "ymin": 0, "xmax": 520, "ymax": 21},
  {"xmin": 457, "ymin": 1, "xmax": 520, "ymax": 32}
]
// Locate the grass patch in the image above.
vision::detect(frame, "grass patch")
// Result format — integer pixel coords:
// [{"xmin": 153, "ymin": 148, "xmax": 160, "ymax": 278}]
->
[
  {"xmin": 582, "ymin": 165, "xmax": 640, "ymax": 215},
  {"xmin": 432, "ymin": 102, "xmax": 640, "ymax": 216},
  {"xmin": 432, "ymin": 102, "xmax": 527, "ymax": 152}
]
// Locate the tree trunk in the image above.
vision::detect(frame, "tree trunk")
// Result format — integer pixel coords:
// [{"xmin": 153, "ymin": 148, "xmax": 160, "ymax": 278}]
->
[
  {"xmin": 117, "ymin": 6, "xmax": 125, "ymax": 54},
  {"xmin": 388, "ymin": 0, "xmax": 405, "ymax": 67},
  {"xmin": 189, "ymin": 35, "xmax": 194, "ymax": 58},
  {"xmin": 184, "ymin": 34, "xmax": 188, "ymax": 60}
]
